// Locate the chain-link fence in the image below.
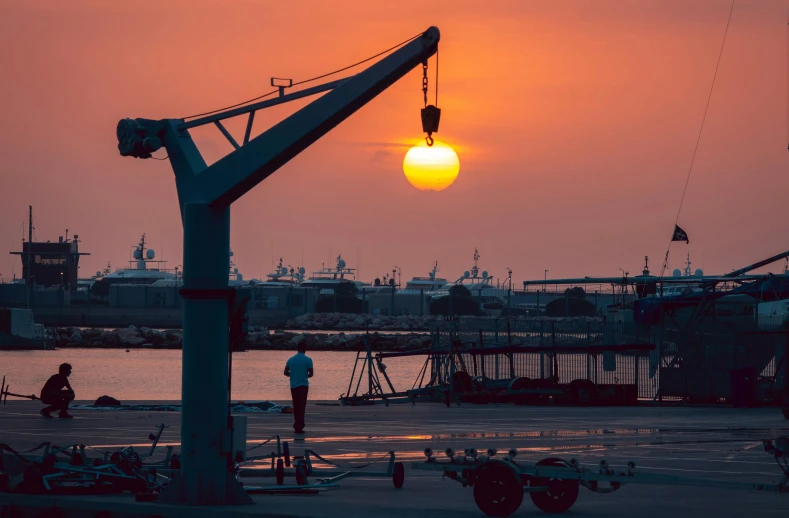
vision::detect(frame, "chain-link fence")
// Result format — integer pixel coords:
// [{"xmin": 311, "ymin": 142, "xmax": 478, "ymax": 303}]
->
[
  {"xmin": 426, "ymin": 315, "xmax": 786, "ymax": 403},
  {"xmin": 428, "ymin": 317, "xmax": 656, "ymax": 399}
]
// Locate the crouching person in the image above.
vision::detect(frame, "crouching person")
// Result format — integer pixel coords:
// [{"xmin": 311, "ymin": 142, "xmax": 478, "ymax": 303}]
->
[{"xmin": 40, "ymin": 363, "xmax": 75, "ymax": 419}]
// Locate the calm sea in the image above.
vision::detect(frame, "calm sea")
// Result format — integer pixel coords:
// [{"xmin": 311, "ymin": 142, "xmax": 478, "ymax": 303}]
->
[{"xmin": 0, "ymin": 349, "xmax": 426, "ymax": 402}]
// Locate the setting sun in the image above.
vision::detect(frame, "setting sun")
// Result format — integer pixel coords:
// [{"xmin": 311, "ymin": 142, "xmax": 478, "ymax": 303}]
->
[{"xmin": 402, "ymin": 141, "xmax": 460, "ymax": 191}]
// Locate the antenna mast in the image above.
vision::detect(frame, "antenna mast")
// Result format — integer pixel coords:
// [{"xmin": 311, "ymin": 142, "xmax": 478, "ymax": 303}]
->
[{"xmin": 26, "ymin": 205, "xmax": 32, "ymax": 308}]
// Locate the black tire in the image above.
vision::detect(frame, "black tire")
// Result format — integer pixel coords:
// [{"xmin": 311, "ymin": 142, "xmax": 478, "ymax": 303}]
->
[
  {"xmin": 782, "ymin": 406, "xmax": 789, "ymax": 420},
  {"xmin": 473, "ymin": 463, "xmax": 524, "ymax": 517},
  {"xmin": 295, "ymin": 463, "xmax": 308, "ymax": 485},
  {"xmin": 569, "ymin": 380, "xmax": 595, "ymax": 406},
  {"xmin": 452, "ymin": 371, "xmax": 473, "ymax": 393},
  {"xmin": 276, "ymin": 458, "xmax": 285, "ymax": 486},
  {"xmin": 393, "ymin": 462, "xmax": 405, "ymax": 488},
  {"xmin": 283, "ymin": 441, "xmax": 291, "ymax": 467},
  {"xmin": 529, "ymin": 458, "xmax": 579, "ymax": 514}
]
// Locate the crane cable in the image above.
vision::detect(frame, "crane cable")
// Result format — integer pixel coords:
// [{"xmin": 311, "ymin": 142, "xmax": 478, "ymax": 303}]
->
[
  {"xmin": 181, "ymin": 31, "xmax": 424, "ymax": 121},
  {"xmin": 660, "ymin": 0, "xmax": 736, "ymax": 278}
]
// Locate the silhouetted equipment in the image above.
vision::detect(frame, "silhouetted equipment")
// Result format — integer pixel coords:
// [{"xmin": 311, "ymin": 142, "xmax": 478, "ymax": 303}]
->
[
  {"xmin": 237, "ymin": 435, "xmax": 405, "ymax": 490},
  {"xmin": 1, "ymin": 376, "xmax": 38, "ymax": 404},
  {"xmin": 339, "ymin": 324, "xmax": 649, "ymax": 407},
  {"xmin": 0, "ymin": 423, "xmax": 173, "ymax": 497},
  {"xmin": 414, "ymin": 440, "xmax": 789, "ymax": 515}
]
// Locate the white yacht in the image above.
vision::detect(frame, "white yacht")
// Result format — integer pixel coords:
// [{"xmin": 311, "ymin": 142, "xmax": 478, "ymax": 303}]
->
[
  {"xmin": 399, "ymin": 262, "xmax": 448, "ymax": 294},
  {"xmin": 98, "ymin": 234, "xmax": 175, "ymax": 286},
  {"xmin": 300, "ymin": 255, "xmax": 368, "ymax": 295},
  {"xmin": 434, "ymin": 249, "xmax": 503, "ymax": 298},
  {"xmin": 257, "ymin": 257, "xmax": 305, "ymax": 287}
]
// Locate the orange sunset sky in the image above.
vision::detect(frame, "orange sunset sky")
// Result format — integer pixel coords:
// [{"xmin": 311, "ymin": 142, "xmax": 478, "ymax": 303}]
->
[{"xmin": 1, "ymin": 0, "xmax": 788, "ymax": 285}]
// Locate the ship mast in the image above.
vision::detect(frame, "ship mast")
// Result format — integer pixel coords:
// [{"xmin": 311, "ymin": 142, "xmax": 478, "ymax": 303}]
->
[{"xmin": 26, "ymin": 206, "xmax": 32, "ymax": 308}]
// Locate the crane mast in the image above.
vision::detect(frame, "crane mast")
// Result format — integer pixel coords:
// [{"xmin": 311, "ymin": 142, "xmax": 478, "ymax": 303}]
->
[{"xmin": 116, "ymin": 27, "xmax": 440, "ymax": 506}]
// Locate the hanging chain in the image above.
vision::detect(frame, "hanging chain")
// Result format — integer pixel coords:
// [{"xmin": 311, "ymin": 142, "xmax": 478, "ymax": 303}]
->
[
  {"xmin": 422, "ymin": 61, "xmax": 429, "ymax": 108},
  {"xmin": 420, "ymin": 58, "xmax": 439, "ymax": 147}
]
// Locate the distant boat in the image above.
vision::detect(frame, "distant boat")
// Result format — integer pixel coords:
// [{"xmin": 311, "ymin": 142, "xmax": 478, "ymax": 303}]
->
[
  {"xmin": 431, "ymin": 249, "xmax": 509, "ymax": 301},
  {"xmin": 399, "ymin": 261, "xmax": 448, "ymax": 294},
  {"xmin": 0, "ymin": 308, "xmax": 52, "ymax": 350},
  {"xmin": 96, "ymin": 234, "xmax": 175, "ymax": 287},
  {"xmin": 301, "ymin": 254, "xmax": 368, "ymax": 295},
  {"xmin": 258, "ymin": 257, "xmax": 305, "ymax": 287}
]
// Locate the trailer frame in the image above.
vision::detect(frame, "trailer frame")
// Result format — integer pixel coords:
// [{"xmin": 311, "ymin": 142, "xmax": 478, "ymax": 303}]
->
[{"xmin": 412, "ymin": 439, "xmax": 789, "ymax": 516}]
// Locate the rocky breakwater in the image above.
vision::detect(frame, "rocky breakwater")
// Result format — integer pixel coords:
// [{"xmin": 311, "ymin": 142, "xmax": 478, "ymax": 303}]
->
[
  {"xmin": 52, "ymin": 325, "xmax": 433, "ymax": 352},
  {"xmin": 260, "ymin": 331, "xmax": 432, "ymax": 352},
  {"xmin": 54, "ymin": 326, "xmax": 183, "ymax": 349},
  {"xmin": 284, "ymin": 313, "xmax": 430, "ymax": 331}
]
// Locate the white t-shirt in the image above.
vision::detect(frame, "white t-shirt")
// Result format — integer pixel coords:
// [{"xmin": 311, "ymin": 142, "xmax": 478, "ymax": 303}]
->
[{"xmin": 286, "ymin": 352, "xmax": 313, "ymax": 388}]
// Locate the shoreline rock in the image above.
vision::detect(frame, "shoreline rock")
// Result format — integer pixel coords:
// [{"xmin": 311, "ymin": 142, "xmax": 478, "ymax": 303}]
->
[
  {"xmin": 51, "ymin": 325, "xmax": 433, "ymax": 352},
  {"xmin": 284, "ymin": 313, "xmax": 431, "ymax": 331},
  {"xmin": 51, "ymin": 315, "xmax": 602, "ymax": 352}
]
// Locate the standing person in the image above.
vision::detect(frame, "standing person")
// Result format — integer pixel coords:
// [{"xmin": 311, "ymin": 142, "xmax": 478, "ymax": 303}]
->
[
  {"xmin": 40, "ymin": 363, "xmax": 75, "ymax": 419},
  {"xmin": 284, "ymin": 343, "xmax": 313, "ymax": 434}
]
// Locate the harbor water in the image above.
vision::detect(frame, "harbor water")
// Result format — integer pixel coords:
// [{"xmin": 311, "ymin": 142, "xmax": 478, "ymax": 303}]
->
[
  {"xmin": 0, "ymin": 348, "xmax": 658, "ymax": 402},
  {"xmin": 0, "ymin": 349, "xmax": 427, "ymax": 401}
]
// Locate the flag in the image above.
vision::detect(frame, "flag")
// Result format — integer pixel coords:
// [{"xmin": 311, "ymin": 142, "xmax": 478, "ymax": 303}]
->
[{"xmin": 672, "ymin": 225, "xmax": 689, "ymax": 244}]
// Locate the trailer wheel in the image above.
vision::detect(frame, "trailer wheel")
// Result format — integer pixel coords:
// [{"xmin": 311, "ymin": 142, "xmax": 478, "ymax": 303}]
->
[
  {"xmin": 275, "ymin": 458, "xmax": 285, "ymax": 485},
  {"xmin": 569, "ymin": 380, "xmax": 595, "ymax": 406},
  {"xmin": 530, "ymin": 458, "xmax": 579, "ymax": 514},
  {"xmin": 452, "ymin": 372, "xmax": 473, "ymax": 393},
  {"xmin": 473, "ymin": 464, "xmax": 523, "ymax": 517},
  {"xmin": 295, "ymin": 462, "xmax": 308, "ymax": 485},
  {"xmin": 393, "ymin": 462, "xmax": 405, "ymax": 488}
]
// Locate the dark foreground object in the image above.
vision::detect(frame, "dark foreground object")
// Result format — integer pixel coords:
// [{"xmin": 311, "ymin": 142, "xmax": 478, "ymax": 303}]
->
[{"xmin": 413, "ymin": 439, "xmax": 789, "ymax": 516}]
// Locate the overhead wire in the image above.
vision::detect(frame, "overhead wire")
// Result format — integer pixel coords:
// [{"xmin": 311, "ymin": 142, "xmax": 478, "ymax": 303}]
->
[
  {"xmin": 181, "ymin": 31, "xmax": 424, "ymax": 121},
  {"xmin": 182, "ymin": 90, "xmax": 278, "ymax": 120},
  {"xmin": 291, "ymin": 31, "xmax": 423, "ymax": 87},
  {"xmin": 435, "ymin": 45, "xmax": 439, "ymax": 106},
  {"xmin": 660, "ymin": 0, "xmax": 735, "ymax": 277}
]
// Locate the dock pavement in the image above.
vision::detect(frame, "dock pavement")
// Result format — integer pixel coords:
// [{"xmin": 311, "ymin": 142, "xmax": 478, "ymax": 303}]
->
[{"xmin": 1, "ymin": 400, "xmax": 788, "ymax": 517}]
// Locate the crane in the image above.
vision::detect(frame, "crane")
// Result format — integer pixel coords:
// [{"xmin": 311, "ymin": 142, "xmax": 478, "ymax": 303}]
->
[{"xmin": 116, "ymin": 27, "xmax": 440, "ymax": 505}]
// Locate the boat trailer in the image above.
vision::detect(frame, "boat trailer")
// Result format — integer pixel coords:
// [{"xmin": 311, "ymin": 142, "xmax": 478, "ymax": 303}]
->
[
  {"xmin": 412, "ymin": 439, "xmax": 789, "ymax": 516},
  {"xmin": 239, "ymin": 435, "xmax": 406, "ymax": 490},
  {"xmin": 1, "ymin": 430, "xmax": 406, "ymax": 500},
  {"xmin": 0, "ymin": 424, "xmax": 175, "ymax": 500}
]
